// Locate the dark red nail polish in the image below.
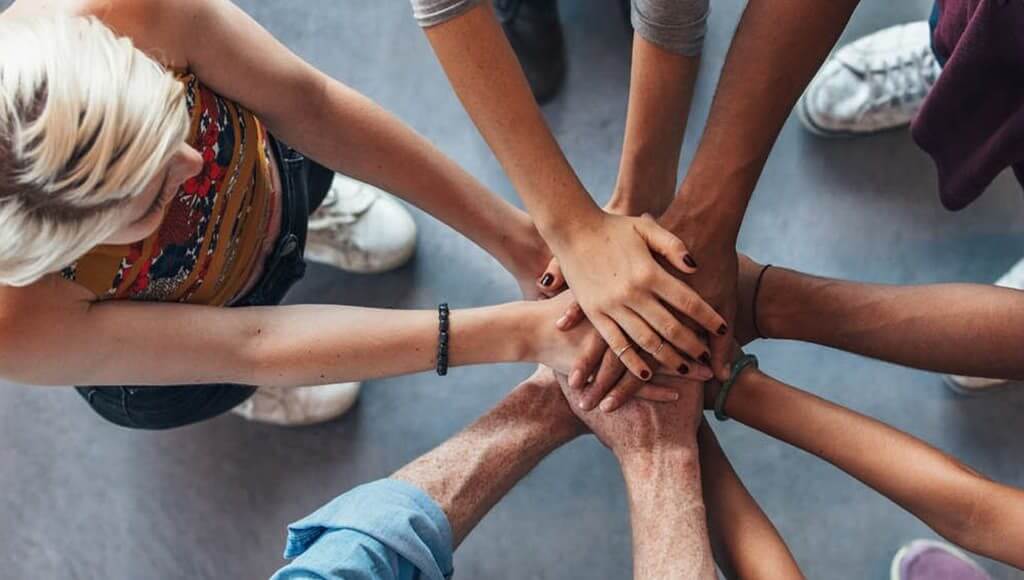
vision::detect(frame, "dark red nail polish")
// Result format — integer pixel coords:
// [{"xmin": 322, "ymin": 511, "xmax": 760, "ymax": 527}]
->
[
  {"xmin": 540, "ymin": 273, "xmax": 554, "ymax": 287},
  {"xmin": 683, "ymin": 254, "xmax": 697, "ymax": 268},
  {"xmin": 640, "ymin": 369, "xmax": 651, "ymax": 380},
  {"xmin": 678, "ymin": 364, "xmax": 689, "ymax": 375},
  {"xmin": 717, "ymin": 323, "xmax": 728, "ymax": 336},
  {"xmin": 700, "ymin": 352, "xmax": 711, "ymax": 365}
]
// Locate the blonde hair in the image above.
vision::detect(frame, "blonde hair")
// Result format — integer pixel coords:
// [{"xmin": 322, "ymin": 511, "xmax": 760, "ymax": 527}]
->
[{"xmin": 0, "ymin": 15, "xmax": 189, "ymax": 286}]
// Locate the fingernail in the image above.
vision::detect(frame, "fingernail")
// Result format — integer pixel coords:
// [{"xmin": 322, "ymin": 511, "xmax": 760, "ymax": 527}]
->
[
  {"xmin": 540, "ymin": 273, "xmax": 554, "ymax": 287},
  {"xmin": 578, "ymin": 400, "xmax": 588, "ymax": 410},
  {"xmin": 668, "ymin": 392, "xmax": 680, "ymax": 401},
  {"xmin": 600, "ymin": 399, "xmax": 615, "ymax": 412},
  {"xmin": 556, "ymin": 315, "xmax": 568, "ymax": 328},
  {"xmin": 683, "ymin": 254, "xmax": 697, "ymax": 268},
  {"xmin": 717, "ymin": 323, "xmax": 728, "ymax": 336},
  {"xmin": 678, "ymin": 363, "xmax": 690, "ymax": 375},
  {"xmin": 697, "ymin": 367, "xmax": 714, "ymax": 380},
  {"xmin": 640, "ymin": 369, "xmax": 651, "ymax": 380},
  {"xmin": 700, "ymin": 352, "xmax": 711, "ymax": 365}
]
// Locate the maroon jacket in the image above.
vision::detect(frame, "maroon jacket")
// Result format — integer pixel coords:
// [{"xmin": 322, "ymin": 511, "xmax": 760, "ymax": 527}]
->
[{"xmin": 911, "ymin": 0, "xmax": 1024, "ymax": 210}]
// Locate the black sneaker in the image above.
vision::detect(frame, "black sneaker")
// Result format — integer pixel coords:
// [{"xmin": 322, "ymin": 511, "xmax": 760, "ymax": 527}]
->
[{"xmin": 495, "ymin": 0, "xmax": 566, "ymax": 105}]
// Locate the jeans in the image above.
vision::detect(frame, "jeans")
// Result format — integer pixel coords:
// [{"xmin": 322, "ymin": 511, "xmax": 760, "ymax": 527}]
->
[{"xmin": 75, "ymin": 136, "xmax": 334, "ymax": 430}]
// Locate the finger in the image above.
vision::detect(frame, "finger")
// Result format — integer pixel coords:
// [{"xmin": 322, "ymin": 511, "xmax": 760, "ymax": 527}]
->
[
  {"xmin": 591, "ymin": 314, "xmax": 653, "ymax": 383},
  {"xmin": 587, "ymin": 347, "xmax": 626, "ymax": 407},
  {"xmin": 569, "ymin": 333, "xmax": 607, "ymax": 391},
  {"xmin": 555, "ymin": 301, "xmax": 585, "ymax": 331},
  {"xmin": 634, "ymin": 213, "xmax": 697, "ymax": 274},
  {"xmin": 630, "ymin": 302, "xmax": 714, "ymax": 374},
  {"xmin": 595, "ymin": 372, "xmax": 645, "ymax": 412},
  {"xmin": 611, "ymin": 305, "xmax": 687, "ymax": 377},
  {"xmin": 654, "ymin": 271, "xmax": 729, "ymax": 337},
  {"xmin": 710, "ymin": 331, "xmax": 735, "ymax": 382},
  {"xmin": 536, "ymin": 258, "xmax": 566, "ymax": 297}
]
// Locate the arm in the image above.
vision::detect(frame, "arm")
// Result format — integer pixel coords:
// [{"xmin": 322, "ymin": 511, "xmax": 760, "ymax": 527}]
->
[
  {"xmin": 272, "ymin": 368, "xmax": 584, "ymax": 579},
  {"xmin": 412, "ymin": 2, "xmax": 726, "ymax": 380},
  {"xmin": 620, "ymin": 445, "xmax": 716, "ymax": 579},
  {"xmin": 558, "ymin": 373, "xmax": 716, "ymax": 579},
  {"xmin": 753, "ymin": 263, "xmax": 1024, "ymax": 380},
  {"xmin": 114, "ymin": 0, "xmax": 550, "ymax": 289},
  {"xmin": 393, "ymin": 367, "xmax": 584, "ymax": 546},
  {"xmin": 658, "ymin": 0, "xmax": 861, "ymax": 379},
  {"xmin": 698, "ymin": 421, "xmax": 803, "ymax": 580},
  {"xmin": 715, "ymin": 369, "xmax": 1024, "ymax": 567},
  {"xmin": 611, "ymin": 15, "xmax": 703, "ymax": 217},
  {"xmin": 0, "ymin": 278, "xmax": 591, "ymax": 387}
]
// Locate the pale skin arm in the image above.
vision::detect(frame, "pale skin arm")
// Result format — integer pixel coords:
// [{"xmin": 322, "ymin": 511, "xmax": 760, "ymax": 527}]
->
[
  {"xmin": 713, "ymin": 369, "xmax": 1024, "ymax": 567},
  {"xmin": 621, "ymin": 447, "xmax": 716, "ymax": 579},
  {"xmin": 698, "ymin": 421, "xmax": 803, "ymax": 580},
  {"xmin": 0, "ymin": 279, "xmax": 597, "ymax": 388},
  {"xmin": 419, "ymin": 3, "xmax": 727, "ymax": 381},
  {"xmin": 393, "ymin": 368, "xmax": 584, "ymax": 546},
  {"xmin": 97, "ymin": 0, "xmax": 551, "ymax": 291},
  {"xmin": 558, "ymin": 373, "xmax": 715, "ymax": 579}
]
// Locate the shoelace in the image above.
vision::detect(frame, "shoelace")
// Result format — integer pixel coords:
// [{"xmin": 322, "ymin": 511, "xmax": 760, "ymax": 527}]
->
[{"xmin": 867, "ymin": 46, "xmax": 940, "ymax": 111}]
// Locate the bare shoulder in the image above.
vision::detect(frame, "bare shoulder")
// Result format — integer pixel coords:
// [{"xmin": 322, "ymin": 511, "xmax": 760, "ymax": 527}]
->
[{"xmin": 82, "ymin": 0, "xmax": 214, "ymax": 70}]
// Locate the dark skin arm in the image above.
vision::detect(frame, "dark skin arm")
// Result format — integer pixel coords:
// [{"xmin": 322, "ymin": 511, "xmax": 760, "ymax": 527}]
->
[{"xmin": 711, "ymin": 369, "xmax": 1024, "ymax": 567}]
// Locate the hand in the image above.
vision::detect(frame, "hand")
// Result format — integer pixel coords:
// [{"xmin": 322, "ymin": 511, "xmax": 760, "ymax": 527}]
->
[
  {"xmin": 533, "ymin": 197, "xmax": 662, "ymax": 299},
  {"xmin": 547, "ymin": 210, "xmax": 728, "ymax": 381},
  {"xmin": 555, "ymin": 370, "xmax": 703, "ymax": 458},
  {"xmin": 511, "ymin": 365, "xmax": 588, "ymax": 440},
  {"xmin": 679, "ymin": 238, "xmax": 738, "ymax": 381},
  {"xmin": 526, "ymin": 293, "xmax": 682, "ymax": 404}
]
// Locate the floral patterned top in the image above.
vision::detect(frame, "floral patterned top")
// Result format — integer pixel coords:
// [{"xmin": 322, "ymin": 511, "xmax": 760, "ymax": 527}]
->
[{"xmin": 62, "ymin": 73, "xmax": 277, "ymax": 305}]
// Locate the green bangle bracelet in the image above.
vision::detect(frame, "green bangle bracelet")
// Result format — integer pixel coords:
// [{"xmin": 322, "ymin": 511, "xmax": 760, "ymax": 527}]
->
[{"xmin": 714, "ymin": 354, "xmax": 759, "ymax": 421}]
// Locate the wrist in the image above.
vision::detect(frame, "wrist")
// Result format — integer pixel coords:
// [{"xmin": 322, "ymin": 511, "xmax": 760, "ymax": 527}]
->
[
  {"xmin": 619, "ymin": 445, "xmax": 700, "ymax": 482},
  {"xmin": 605, "ymin": 191, "xmax": 673, "ymax": 218},
  {"xmin": 537, "ymin": 203, "xmax": 604, "ymax": 251}
]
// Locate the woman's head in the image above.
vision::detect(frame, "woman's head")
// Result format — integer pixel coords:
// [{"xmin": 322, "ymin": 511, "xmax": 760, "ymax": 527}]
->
[{"xmin": 0, "ymin": 15, "xmax": 201, "ymax": 287}]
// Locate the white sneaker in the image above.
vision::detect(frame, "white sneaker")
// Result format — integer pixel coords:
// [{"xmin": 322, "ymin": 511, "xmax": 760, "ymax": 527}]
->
[
  {"xmin": 230, "ymin": 382, "xmax": 361, "ymax": 426},
  {"xmin": 305, "ymin": 174, "xmax": 417, "ymax": 274},
  {"xmin": 945, "ymin": 256, "xmax": 1024, "ymax": 394},
  {"xmin": 798, "ymin": 21, "xmax": 940, "ymax": 137}
]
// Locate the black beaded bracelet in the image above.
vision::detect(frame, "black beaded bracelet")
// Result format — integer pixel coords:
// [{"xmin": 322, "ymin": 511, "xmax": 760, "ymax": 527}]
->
[{"xmin": 436, "ymin": 303, "xmax": 450, "ymax": 376}]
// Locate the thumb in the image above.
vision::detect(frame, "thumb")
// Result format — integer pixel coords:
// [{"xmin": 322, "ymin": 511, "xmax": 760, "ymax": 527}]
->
[{"xmin": 537, "ymin": 257, "xmax": 567, "ymax": 298}]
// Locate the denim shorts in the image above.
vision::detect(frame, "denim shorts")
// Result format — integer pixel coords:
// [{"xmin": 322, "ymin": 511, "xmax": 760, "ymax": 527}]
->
[{"xmin": 75, "ymin": 136, "xmax": 334, "ymax": 430}]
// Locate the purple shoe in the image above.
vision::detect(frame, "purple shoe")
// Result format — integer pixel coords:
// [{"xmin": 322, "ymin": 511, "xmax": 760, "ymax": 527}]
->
[{"xmin": 891, "ymin": 540, "xmax": 991, "ymax": 580}]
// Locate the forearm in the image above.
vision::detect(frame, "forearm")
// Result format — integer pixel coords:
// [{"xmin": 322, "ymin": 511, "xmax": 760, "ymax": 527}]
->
[
  {"xmin": 272, "ymin": 77, "xmax": 545, "ymax": 277},
  {"xmin": 393, "ymin": 378, "xmax": 581, "ymax": 546},
  {"xmin": 422, "ymin": 3, "xmax": 598, "ymax": 239},
  {"xmin": 662, "ymin": 0, "xmax": 859, "ymax": 241},
  {"xmin": 620, "ymin": 448, "xmax": 716, "ymax": 579},
  {"xmin": 698, "ymin": 422, "xmax": 803, "ymax": 579},
  {"xmin": 29, "ymin": 299, "xmax": 536, "ymax": 388},
  {"xmin": 611, "ymin": 36, "xmax": 699, "ymax": 217},
  {"xmin": 721, "ymin": 371, "xmax": 1024, "ymax": 566},
  {"xmin": 758, "ymin": 266, "xmax": 1024, "ymax": 380}
]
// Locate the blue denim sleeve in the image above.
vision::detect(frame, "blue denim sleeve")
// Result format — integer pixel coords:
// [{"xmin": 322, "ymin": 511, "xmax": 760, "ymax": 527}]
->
[{"xmin": 270, "ymin": 479, "xmax": 454, "ymax": 580}]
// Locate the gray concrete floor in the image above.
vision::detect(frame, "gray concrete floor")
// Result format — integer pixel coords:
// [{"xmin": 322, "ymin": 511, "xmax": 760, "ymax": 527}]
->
[{"xmin": 2, "ymin": 1, "xmax": 1023, "ymax": 578}]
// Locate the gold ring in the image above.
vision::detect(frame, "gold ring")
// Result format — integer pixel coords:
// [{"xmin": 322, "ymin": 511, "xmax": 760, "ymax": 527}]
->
[
  {"xmin": 615, "ymin": 344, "xmax": 635, "ymax": 358},
  {"xmin": 655, "ymin": 339, "xmax": 666, "ymax": 355}
]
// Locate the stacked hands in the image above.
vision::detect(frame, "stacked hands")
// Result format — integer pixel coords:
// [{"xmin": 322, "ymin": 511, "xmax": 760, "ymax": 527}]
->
[{"xmin": 507, "ymin": 201, "xmax": 752, "ymax": 417}]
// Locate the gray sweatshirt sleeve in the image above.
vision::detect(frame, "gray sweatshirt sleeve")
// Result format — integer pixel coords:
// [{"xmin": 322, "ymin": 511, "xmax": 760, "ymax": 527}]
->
[
  {"xmin": 410, "ymin": 0, "xmax": 485, "ymax": 27},
  {"xmin": 632, "ymin": 0, "xmax": 710, "ymax": 56}
]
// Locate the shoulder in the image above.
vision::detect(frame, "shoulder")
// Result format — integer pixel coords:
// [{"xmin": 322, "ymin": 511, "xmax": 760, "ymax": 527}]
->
[{"xmin": 82, "ymin": 0, "xmax": 218, "ymax": 71}]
